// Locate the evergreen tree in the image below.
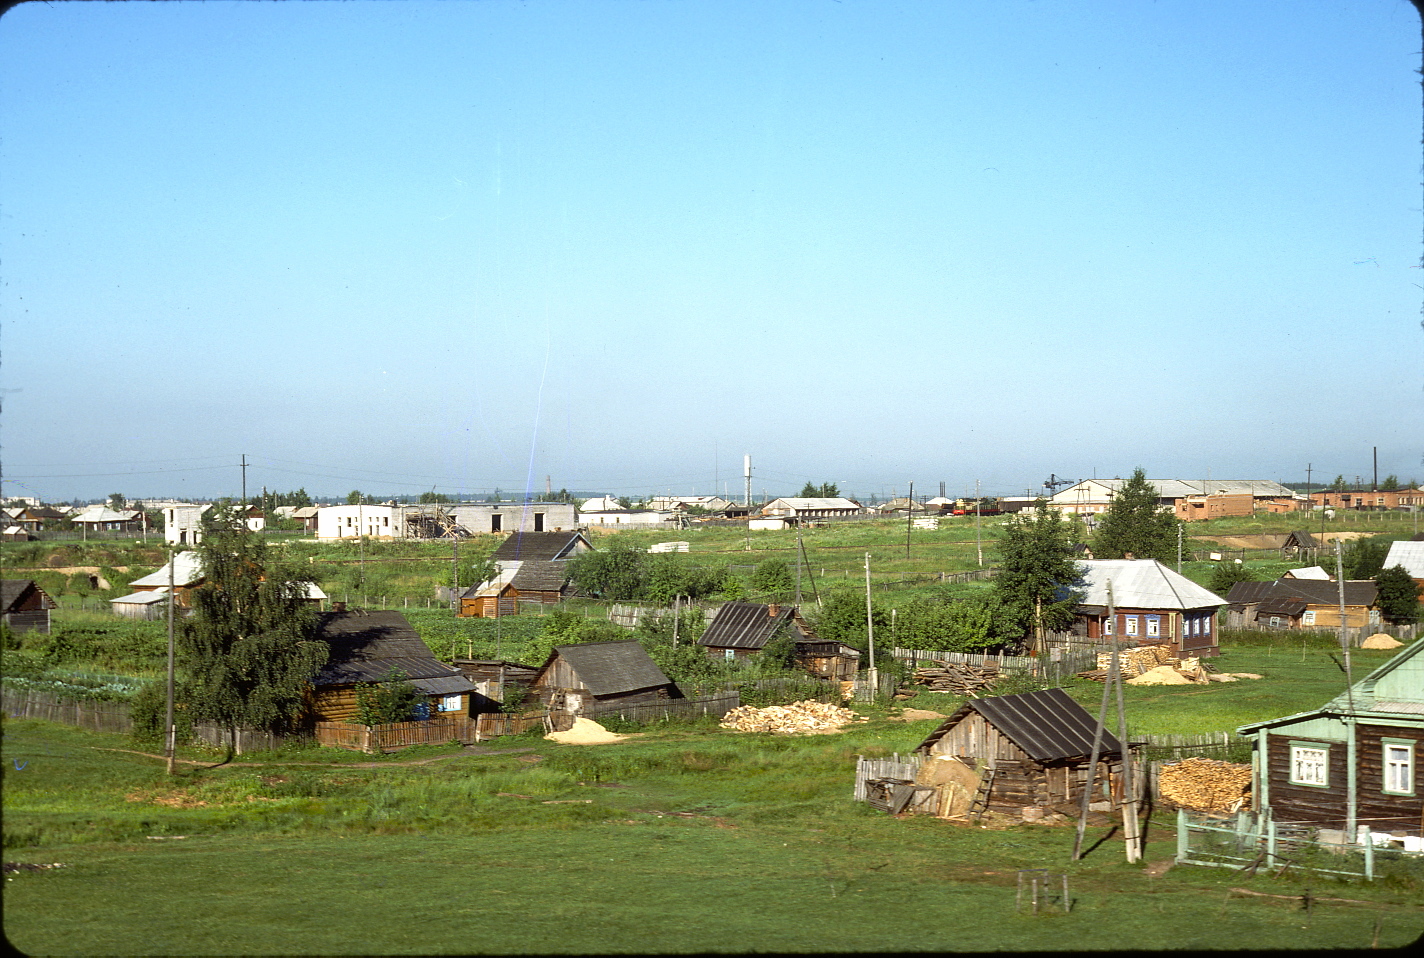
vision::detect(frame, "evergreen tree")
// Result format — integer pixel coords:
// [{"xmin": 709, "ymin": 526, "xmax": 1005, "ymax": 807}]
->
[
  {"xmin": 1374, "ymin": 565, "xmax": 1420, "ymax": 624},
  {"xmin": 990, "ymin": 503, "xmax": 1084, "ymax": 643},
  {"xmin": 1329, "ymin": 475, "xmax": 1348, "ymax": 492},
  {"xmin": 179, "ymin": 510, "xmax": 328, "ymax": 742},
  {"xmin": 1209, "ymin": 561, "xmax": 1256, "ymax": 597},
  {"xmin": 798, "ymin": 482, "xmax": 839, "ymax": 498},
  {"xmin": 1092, "ymin": 468, "xmax": 1180, "ymax": 562}
]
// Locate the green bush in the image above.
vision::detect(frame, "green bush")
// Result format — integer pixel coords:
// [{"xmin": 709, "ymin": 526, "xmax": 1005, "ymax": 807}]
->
[{"xmin": 129, "ymin": 680, "xmax": 194, "ymax": 745}]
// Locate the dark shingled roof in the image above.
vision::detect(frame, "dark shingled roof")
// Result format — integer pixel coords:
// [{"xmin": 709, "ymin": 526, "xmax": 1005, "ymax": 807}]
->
[
  {"xmin": 916, "ymin": 688, "xmax": 1124, "ymax": 763},
  {"xmin": 698, "ymin": 601, "xmax": 798, "ymax": 650},
  {"xmin": 491, "ymin": 531, "xmax": 591, "ymax": 562},
  {"xmin": 311, "ymin": 610, "xmax": 475, "ymax": 691},
  {"xmin": 541, "ymin": 640, "xmax": 676, "ymax": 697},
  {"xmin": 1226, "ymin": 578, "xmax": 1377, "ymax": 608},
  {"xmin": 510, "ymin": 560, "xmax": 572, "ymax": 593},
  {"xmin": 2, "ymin": 579, "xmax": 37, "ymax": 612}
]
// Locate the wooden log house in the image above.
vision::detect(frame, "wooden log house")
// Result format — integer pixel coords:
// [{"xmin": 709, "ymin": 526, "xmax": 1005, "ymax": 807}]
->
[
  {"xmin": 915, "ymin": 688, "xmax": 1126, "ymax": 810},
  {"xmin": 1238, "ymin": 639, "xmax": 1423, "ymax": 840},
  {"xmin": 307, "ymin": 610, "xmax": 475, "ymax": 724},
  {"xmin": 697, "ymin": 601, "xmax": 860, "ymax": 680},
  {"xmin": 532, "ymin": 640, "xmax": 682, "ymax": 717},
  {"xmin": 1, "ymin": 579, "xmax": 57, "ymax": 634},
  {"xmin": 1075, "ymin": 559, "xmax": 1226, "ymax": 657}
]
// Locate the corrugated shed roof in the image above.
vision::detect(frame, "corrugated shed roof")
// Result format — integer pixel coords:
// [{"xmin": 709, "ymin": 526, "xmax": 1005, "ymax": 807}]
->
[
  {"xmin": 511, "ymin": 560, "xmax": 571, "ymax": 593},
  {"xmin": 312, "ymin": 610, "xmax": 470, "ymax": 687},
  {"xmin": 698, "ymin": 601, "xmax": 795, "ymax": 650},
  {"xmin": 130, "ymin": 552, "xmax": 205, "ymax": 589},
  {"xmin": 917, "ymin": 688, "xmax": 1124, "ymax": 763},
  {"xmin": 541, "ymin": 640, "xmax": 675, "ymax": 697},
  {"xmin": 1079, "ymin": 560, "xmax": 1225, "ymax": 611},
  {"xmin": 1256, "ymin": 597, "xmax": 1309, "ymax": 617},
  {"xmin": 1284, "ymin": 566, "xmax": 1330, "ymax": 580},
  {"xmin": 410, "ymin": 675, "xmax": 477, "ymax": 696},
  {"xmin": 110, "ymin": 590, "xmax": 172, "ymax": 606},
  {"xmin": 1384, "ymin": 541, "xmax": 1424, "ymax": 579},
  {"xmin": 1226, "ymin": 578, "xmax": 1377, "ymax": 607},
  {"xmin": 491, "ymin": 531, "xmax": 591, "ymax": 561}
]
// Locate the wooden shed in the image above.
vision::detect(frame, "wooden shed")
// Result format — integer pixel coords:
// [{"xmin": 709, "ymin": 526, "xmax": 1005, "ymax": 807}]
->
[
  {"xmin": 1225, "ymin": 578, "xmax": 1379, "ymax": 631},
  {"xmin": 1, "ymin": 579, "xmax": 57, "ymax": 634},
  {"xmin": 1238, "ymin": 639, "xmax": 1423, "ymax": 839},
  {"xmin": 532, "ymin": 640, "xmax": 682, "ymax": 715},
  {"xmin": 697, "ymin": 601, "xmax": 859, "ymax": 680},
  {"xmin": 458, "ymin": 560, "xmax": 573, "ymax": 617},
  {"xmin": 915, "ymin": 688, "xmax": 1125, "ymax": 810},
  {"xmin": 308, "ymin": 610, "xmax": 475, "ymax": 723}
]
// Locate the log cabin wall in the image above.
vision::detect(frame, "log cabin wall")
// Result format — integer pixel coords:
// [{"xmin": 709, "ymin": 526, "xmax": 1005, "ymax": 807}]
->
[
  {"xmin": 1265, "ymin": 732, "xmax": 1351, "ymax": 828},
  {"xmin": 1357, "ymin": 724, "xmax": 1424, "ymax": 833}
]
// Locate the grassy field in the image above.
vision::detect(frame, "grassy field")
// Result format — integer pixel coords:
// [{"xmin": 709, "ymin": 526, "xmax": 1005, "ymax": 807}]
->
[{"xmin": 4, "ymin": 716, "xmax": 1422, "ymax": 955}]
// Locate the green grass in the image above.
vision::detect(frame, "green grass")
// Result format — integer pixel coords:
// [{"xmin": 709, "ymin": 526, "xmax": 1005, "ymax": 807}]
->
[{"xmin": 4, "ymin": 718, "xmax": 1422, "ymax": 954}]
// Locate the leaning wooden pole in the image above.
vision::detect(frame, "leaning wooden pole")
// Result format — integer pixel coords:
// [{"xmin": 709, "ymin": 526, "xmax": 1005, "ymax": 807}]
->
[
  {"xmin": 165, "ymin": 548, "xmax": 176, "ymax": 776},
  {"xmin": 1111, "ymin": 582, "xmax": 1141, "ymax": 861},
  {"xmin": 1073, "ymin": 580, "xmax": 1116, "ymax": 860}
]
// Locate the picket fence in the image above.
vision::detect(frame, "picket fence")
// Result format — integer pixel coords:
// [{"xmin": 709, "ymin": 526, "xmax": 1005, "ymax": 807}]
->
[
  {"xmin": 891, "ymin": 645, "xmax": 1101, "ymax": 681},
  {"xmin": 582, "ymin": 691, "xmax": 741, "ymax": 725},
  {"xmin": 314, "ymin": 716, "xmax": 476, "ymax": 753}
]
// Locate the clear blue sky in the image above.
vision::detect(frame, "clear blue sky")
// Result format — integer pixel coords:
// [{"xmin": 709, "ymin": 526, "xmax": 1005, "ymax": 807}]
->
[{"xmin": 2, "ymin": 0, "xmax": 1420, "ymax": 504}]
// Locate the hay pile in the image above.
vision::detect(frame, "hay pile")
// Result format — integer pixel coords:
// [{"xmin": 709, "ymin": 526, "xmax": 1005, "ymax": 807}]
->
[
  {"xmin": 720, "ymin": 700, "xmax": 863, "ymax": 734},
  {"xmin": 1158, "ymin": 757, "xmax": 1252, "ymax": 812}
]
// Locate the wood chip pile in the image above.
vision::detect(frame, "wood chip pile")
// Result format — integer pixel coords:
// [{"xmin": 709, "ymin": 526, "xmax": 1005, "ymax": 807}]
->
[
  {"xmin": 720, "ymin": 700, "xmax": 863, "ymax": 734},
  {"xmin": 904, "ymin": 662, "xmax": 1000, "ymax": 695},
  {"xmin": 1158, "ymin": 757, "xmax": 1252, "ymax": 812}
]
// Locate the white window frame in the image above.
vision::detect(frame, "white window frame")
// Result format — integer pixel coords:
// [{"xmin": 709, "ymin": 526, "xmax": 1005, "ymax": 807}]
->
[
  {"xmin": 1289, "ymin": 743, "xmax": 1330, "ymax": 788},
  {"xmin": 1302, "ymin": 610, "xmax": 1315, "ymax": 626},
  {"xmin": 1146, "ymin": 615, "xmax": 1160, "ymax": 638},
  {"xmin": 1124, "ymin": 616, "xmax": 1139, "ymax": 637},
  {"xmin": 1383, "ymin": 740, "xmax": 1415, "ymax": 796}
]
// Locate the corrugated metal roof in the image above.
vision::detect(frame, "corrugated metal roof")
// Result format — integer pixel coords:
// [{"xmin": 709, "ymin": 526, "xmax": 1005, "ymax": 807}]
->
[
  {"xmin": 130, "ymin": 551, "xmax": 205, "ymax": 589},
  {"xmin": 540, "ymin": 640, "xmax": 675, "ymax": 697},
  {"xmin": 1226, "ymin": 578, "xmax": 1377, "ymax": 607},
  {"xmin": 1384, "ymin": 541, "xmax": 1424, "ymax": 579},
  {"xmin": 1079, "ymin": 559, "xmax": 1224, "ymax": 611},
  {"xmin": 917, "ymin": 688, "xmax": 1124, "ymax": 763},
  {"xmin": 698, "ymin": 601, "xmax": 795, "ymax": 650},
  {"xmin": 410, "ymin": 675, "xmax": 477, "ymax": 696}
]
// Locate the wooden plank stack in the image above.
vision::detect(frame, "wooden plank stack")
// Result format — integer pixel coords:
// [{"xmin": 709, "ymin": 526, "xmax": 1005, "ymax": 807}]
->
[
  {"xmin": 1158, "ymin": 757, "xmax": 1252, "ymax": 812},
  {"xmin": 904, "ymin": 662, "xmax": 1000, "ymax": 695},
  {"xmin": 720, "ymin": 700, "xmax": 863, "ymax": 734}
]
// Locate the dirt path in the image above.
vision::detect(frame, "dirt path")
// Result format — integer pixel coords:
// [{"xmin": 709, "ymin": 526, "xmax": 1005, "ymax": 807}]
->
[{"xmin": 92, "ymin": 745, "xmax": 536, "ymax": 769}]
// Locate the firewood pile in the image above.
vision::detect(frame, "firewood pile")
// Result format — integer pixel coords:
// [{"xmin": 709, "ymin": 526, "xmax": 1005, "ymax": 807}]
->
[
  {"xmin": 1158, "ymin": 757, "xmax": 1252, "ymax": 812},
  {"xmin": 719, "ymin": 700, "xmax": 863, "ymax": 734},
  {"xmin": 1077, "ymin": 645, "xmax": 1217, "ymax": 685},
  {"xmin": 1095, "ymin": 644, "xmax": 1173, "ymax": 678},
  {"xmin": 903, "ymin": 662, "xmax": 1000, "ymax": 695}
]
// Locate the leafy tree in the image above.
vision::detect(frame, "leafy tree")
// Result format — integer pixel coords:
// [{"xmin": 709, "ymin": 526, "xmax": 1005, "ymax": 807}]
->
[
  {"xmin": 798, "ymin": 482, "xmax": 839, "ymax": 498},
  {"xmin": 418, "ymin": 491, "xmax": 453, "ymax": 504},
  {"xmin": 346, "ymin": 490, "xmax": 364, "ymax": 505},
  {"xmin": 1340, "ymin": 536, "xmax": 1393, "ymax": 580},
  {"xmin": 1209, "ymin": 562, "xmax": 1257, "ymax": 597},
  {"xmin": 810, "ymin": 587, "xmax": 890, "ymax": 662},
  {"xmin": 1380, "ymin": 475, "xmax": 1400, "ymax": 492},
  {"xmin": 1329, "ymin": 475, "xmax": 1349, "ymax": 493},
  {"xmin": 536, "ymin": 488, "xmax": 577, "ymax": 504},
  {"xmin": 894, "ymin": 593, "xmax": 1008, "ymax": 652},
  {"xmin": 567, "ymin": 541, "xmax": 646, "ymax": 601},
  {"xmin": 179, "ymin": 511, "xmax": 328, "ymax": 741},
  {"xmin": 353, "ymin": 668, "xmax": 424, "ymax": 725},
  {"xmin": 1092, "ymin": 468, "xmax": 1179, "ymax": 563},
  {"xmin": 520, "ymin": 610, "xmax": 627, "ymax": 668},
  {"xmin": 1374, "ymin": 565, "xmax": 1420, "ymax": 625},
  {"xmin": 642, "ymin": 554, "xmax": 726, "ymax": 604},
  {"xmin": 108, "ymin": 493, "xmax": 127, "ymax": 511},
  {"xmin": 750, "ymin": 558, "xmax": 794, "ymax": 595},
  {"xmin": 991, "ymin": 503, "xmax": 1085, "ymax": 643}
]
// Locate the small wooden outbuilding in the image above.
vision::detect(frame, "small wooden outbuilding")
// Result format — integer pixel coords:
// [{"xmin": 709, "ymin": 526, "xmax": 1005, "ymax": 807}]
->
[
  {"xmin": 915, "ymin": 688, "xmax": 1125, "ymax": 810},
  {"xmin": 1, "ymin": 579, "xmax": 57, "ymax": 634},
  {"xmin": 697, "ymin": 601, "xmax": 860, "ymax": 680},
  {"xmin": 458, "ymin": 560, "xmax": 573, "ymax": 617},
  {"xmin": 532, "ymin": 640, "xmax": 681, "ymax": 716}
]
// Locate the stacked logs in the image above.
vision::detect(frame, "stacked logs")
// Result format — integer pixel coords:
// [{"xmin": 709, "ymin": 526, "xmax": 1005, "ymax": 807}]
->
[
  {"xmin": 1158, "ymin": 757, "xmax": 1252, "ymax": 812},
  {"xmin": 903, "ymin": 662, "xmax": 1000, "ymax": 695},
  {"xmin": 720, "ymin": 700, "xmax": 863, "ymax": 734}
]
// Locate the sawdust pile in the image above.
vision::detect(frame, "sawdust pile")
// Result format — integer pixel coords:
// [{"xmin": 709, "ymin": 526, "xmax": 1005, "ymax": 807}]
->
[
  {"xmin": 1362, "ymin": 634, "xmax": 1403, "ymax": 650},
  {"xmin": 720, "ymin": 700, "xmax": 864, "ymax": 734},
  {"xmin": 1158, "ymin": 757, "xmax": 1252, "ymax": 812},
  {"xmin": 897, "ymin": 708, "xmax": 949, "ymax": 722},
  {"xmin": 544, "ymin": 717, "xmax": 626, "ymax": 745}
]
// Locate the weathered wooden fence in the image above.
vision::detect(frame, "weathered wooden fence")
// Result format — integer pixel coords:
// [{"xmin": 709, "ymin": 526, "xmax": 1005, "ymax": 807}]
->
[
  {"xmin": 1, "ymin": 688, "xmax": 133, "ymax": 733},
  {"xmin": 192, "ymin": 725, "xmax": 299, "ymax": 754},
  {"xmin": 475, "ymin": 710, "xmax": 556, "ymax": 740},
  {"xmin": 583, "ymin": 691, "xmax": 740, "ymax": 725},
  {"xmin": 853, "ymin": 753, "xmax": 921, "ymax": 801},
  {"xmin": 314, "ymin": 716, "xmax": 476, "ymax": 753},
  {"xmin": 891, "ymin": 646, "xmax": 1100, "ymax": 682}
]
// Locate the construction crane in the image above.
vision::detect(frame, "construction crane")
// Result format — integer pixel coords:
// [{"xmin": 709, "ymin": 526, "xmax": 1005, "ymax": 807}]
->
[{"xmin": 1042, "ymin": 474, "xmax": 1073, "ymax": 494}]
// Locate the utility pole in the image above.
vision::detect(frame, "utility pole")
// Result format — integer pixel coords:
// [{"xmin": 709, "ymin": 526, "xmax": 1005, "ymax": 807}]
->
[
  {"xmin": 1075, "ymin": 580, "xmax": 1118, "ymax": 861},
  {"xmin": 165, "ymin": 549, "xmax": 176, "ymax": 776},
  {"xmin": 795, "ymin": 520, "xmax": 803, "ymax": 606},
  {"xmin": 864, "ymin": 552, "xmax": 877, "ymax": 696},
  {"xmin": 975, "ymin": 478, "xmax": 983, "ymax": 567},
  {"xmin": 744, "ymin": 454, "xmax": 751, "ymax": 508},
  {"xmin": 1177, "ymin": 524, "xmax": 1183, "ymax": 573},
  {"xmin": 451, "ymin": 534, "xmax": 460, "ymax": 611},
  {"xmin": 1110, "ymin": 584, "xmax": 1141, "ymax": 862},
  {"xmin": 1336, "ymin": 541, "xmax": 1354, "ymax": 708},
  {"xmin": 1372, "ymin": 447, "xmax": 1377, "ymax": 492},
  {"xmin": 905, "ymin": 481, "xmax": 913, "ymax": 559}
]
